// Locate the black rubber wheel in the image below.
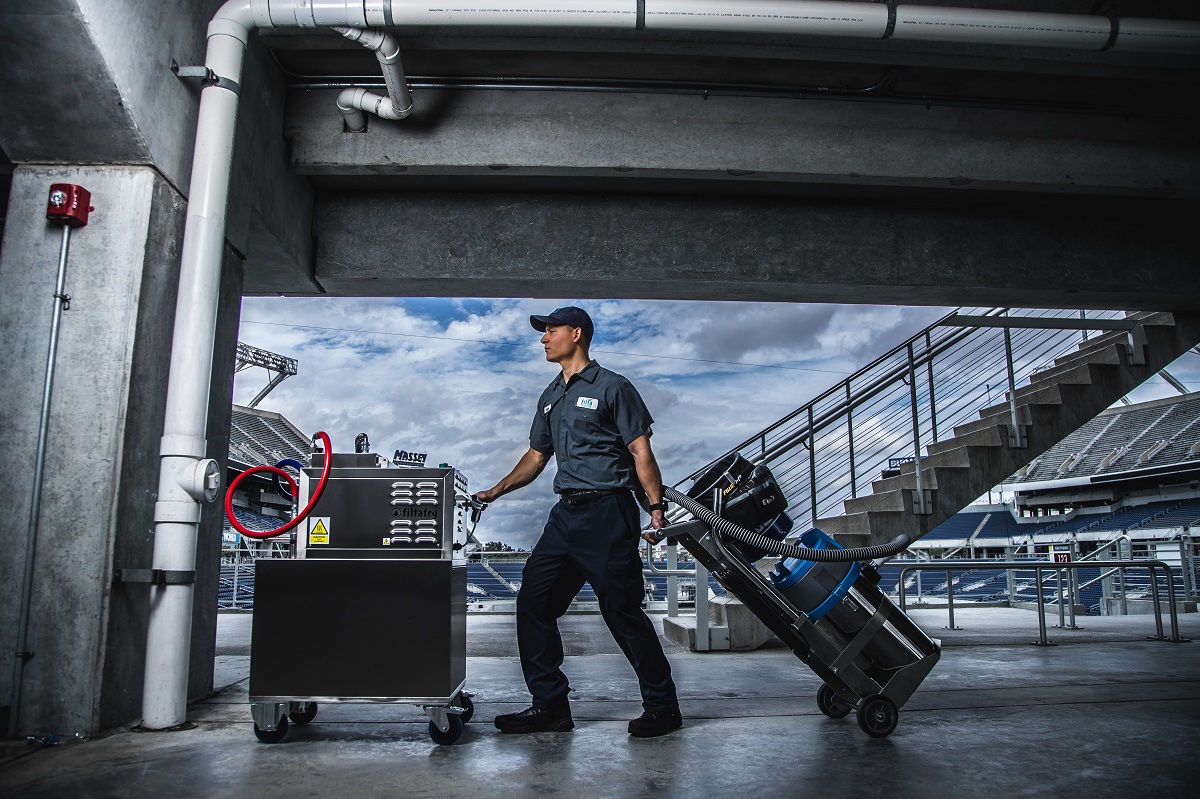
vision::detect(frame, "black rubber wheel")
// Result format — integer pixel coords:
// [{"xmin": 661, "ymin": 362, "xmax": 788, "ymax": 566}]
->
[
  {"xmin": 289, "ymin": 703, "xmax": 317, "ymax": 725},
  {"xmin": 429, "ymin": 715, "xmax": 464, "ymax": 745},
  {"xmin": 253, "ymin": 714, "xmax": 289, "ymax": 744},
  {"xmin": 456, "ymin": 694, "xmax": 475, "ymax": 724},
  {"xmin": 856, "ymin": 694, "xmax": 898, "ymax": 738},
  {"xmin": 816, "ymin": 684, "xmax": 853, "ymax": 719}
]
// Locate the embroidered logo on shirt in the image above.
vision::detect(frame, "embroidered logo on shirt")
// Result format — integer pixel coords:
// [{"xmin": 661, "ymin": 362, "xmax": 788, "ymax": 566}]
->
[
  {"xmin": 543, "ymin": 403, "xmax": 553, "ymax": 415},
  {"xmin": 576, "ymin": 397, "xmax": 599, "ymax": 410}
]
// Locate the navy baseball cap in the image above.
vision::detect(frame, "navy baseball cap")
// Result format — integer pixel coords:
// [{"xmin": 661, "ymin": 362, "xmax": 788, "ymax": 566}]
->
[{"xmin": 530, "ymin": 306, "xmax": 594, "ymax": 340}]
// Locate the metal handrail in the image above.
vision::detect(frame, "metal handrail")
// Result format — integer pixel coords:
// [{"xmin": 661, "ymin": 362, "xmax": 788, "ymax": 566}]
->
[
  {"xmin": 893, "ymin": 558, "xmax": 1188, "ymax": 644},
  {"xmin": 667, "ymin": 307, "xmax": 1131, "ymax": 530}
]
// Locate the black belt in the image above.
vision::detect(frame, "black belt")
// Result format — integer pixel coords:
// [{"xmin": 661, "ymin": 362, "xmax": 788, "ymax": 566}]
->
[{"xmin": 559, "ymin": 488, "xmax": 629, "ymax": 505}]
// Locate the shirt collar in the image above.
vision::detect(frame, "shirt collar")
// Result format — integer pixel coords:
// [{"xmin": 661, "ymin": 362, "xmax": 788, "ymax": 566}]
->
[{"xmin": 555, "ymin": 360, "xmax": 600, "ymax": 389}]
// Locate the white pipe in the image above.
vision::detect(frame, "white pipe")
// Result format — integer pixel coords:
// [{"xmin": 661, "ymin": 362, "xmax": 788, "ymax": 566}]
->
[
  {"xmin": 334, "ymin": 27, "xmax": 411, "ymax": 130},
  {"xmin": 641, "ymin": 1, "xmax": 1200, "ymax": 54},
  {"xmin": 143, "ymin": 0, "xmax": 1200, "ymax": 732},
  {"xmin": 893, "ymin": 6, "xmax": 1111, "ymax": 49},
  {"xmin": 389, "ymin": 0, "xmax": 636, "ymax": 28},
  {"xmin": 644, "ymin": 1, "xmax": 887, "ymax": 36},
  {"xmin": 141, "ymin": 0, "xmax": 256, "ymax": 731}
]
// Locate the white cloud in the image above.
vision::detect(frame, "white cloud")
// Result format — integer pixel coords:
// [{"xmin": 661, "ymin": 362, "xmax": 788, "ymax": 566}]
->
[{"xmin": 235, "ymin": 298, "xmax": 1200, "ymax": 548}]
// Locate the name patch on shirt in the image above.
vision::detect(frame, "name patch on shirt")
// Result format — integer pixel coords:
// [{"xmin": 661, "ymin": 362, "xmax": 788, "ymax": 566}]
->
[{"xmin": 576, "ymin": 397, "xmax": 599, "ymax": 410}]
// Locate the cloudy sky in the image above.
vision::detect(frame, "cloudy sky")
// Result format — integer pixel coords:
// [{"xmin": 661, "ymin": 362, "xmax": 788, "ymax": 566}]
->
[{"xmin": 233, "ymin": 298, "xmax": 1200, "ymax": 550}]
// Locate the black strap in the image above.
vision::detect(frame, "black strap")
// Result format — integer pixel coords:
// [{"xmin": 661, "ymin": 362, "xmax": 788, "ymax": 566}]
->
[
  {"xmin": 636, "ymin": 0, "xmax": 646, "ymax": 31},
  {"xmin": 882, "ymin": 0, "xmax": 898, "ymax": 39},
  {"xmin": 1101, "ymin": 16, "xmax": 1120, "ymax": 51}
]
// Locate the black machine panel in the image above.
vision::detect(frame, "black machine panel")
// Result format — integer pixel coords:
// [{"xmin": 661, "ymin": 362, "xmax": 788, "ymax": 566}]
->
[
  {"xmin": 298, "ymin": 457, "xmax": 463, "ymax": 560},
  {"xmin": 249, "ymin": 559, "xmax": 467, "ymax": 701}
]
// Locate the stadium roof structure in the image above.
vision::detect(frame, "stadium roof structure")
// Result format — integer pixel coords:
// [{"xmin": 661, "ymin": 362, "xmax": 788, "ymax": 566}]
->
[
  {"xmin": 1004, "ymin": 392, "xmax": 1200, "ymax": 506},
  {"xmin": 227, "ymin": 404, "xmax": 311, "ymax": 472}
]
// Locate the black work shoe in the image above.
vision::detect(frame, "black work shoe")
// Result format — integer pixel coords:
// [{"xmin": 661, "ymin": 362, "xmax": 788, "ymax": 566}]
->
[
  {"xmin": 494, "ymin": 705, "xmax": 574, "ymax": 734},
  {"xmin": 628, "ymin": 708, "xmax": 683, "ymax": 738}
]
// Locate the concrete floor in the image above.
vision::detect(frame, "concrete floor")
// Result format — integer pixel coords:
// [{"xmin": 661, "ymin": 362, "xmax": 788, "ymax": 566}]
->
[{"xmin": 2, "ymin": 607, "xmax": 1199, "ymax": 799}]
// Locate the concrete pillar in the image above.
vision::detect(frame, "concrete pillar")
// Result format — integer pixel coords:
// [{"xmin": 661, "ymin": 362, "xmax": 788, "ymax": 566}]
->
[{"xmin": 0, "ymin": 165, "xmax": 241, "ymax": 736}]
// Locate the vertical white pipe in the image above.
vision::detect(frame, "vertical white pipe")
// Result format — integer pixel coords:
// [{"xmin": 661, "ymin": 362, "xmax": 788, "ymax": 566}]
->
[{"xmin": 141, "ymin": 5, "xmax": 252, "ymax": 731}]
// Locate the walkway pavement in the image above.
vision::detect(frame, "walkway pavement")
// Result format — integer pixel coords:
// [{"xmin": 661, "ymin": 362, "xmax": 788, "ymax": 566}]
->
[{"xmin": 2, "ymin": 608, "xmax": 1198, "ymax": 798}]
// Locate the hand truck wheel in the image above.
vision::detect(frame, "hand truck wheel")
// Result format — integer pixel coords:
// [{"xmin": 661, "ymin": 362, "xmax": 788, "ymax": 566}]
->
[
  {"xmin": 816, "ymin": 683, "xmax": 853, "ymax": 719},
  {"xmin": 253, "ymin": 714, "xmax": 289, "ymax": 744},
  {"xmin": 856, "ymin": 694, "xmax": 898, "ymax": 738}
]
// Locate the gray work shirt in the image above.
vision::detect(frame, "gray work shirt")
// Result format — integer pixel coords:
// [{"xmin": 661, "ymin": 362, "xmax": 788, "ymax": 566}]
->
[{"xmin": 529, "ymin": 361, "xmax": 654, "ymax": 493}]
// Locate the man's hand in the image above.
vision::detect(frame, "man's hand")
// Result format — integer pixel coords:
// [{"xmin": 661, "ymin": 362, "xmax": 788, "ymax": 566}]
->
[
  {"xmin": 641, "ymin": 509, "xmax": 668, "ymax": 542},
  {"xmin": 473, "ymin": 488, "xmax": 500, "ymax": 505}
]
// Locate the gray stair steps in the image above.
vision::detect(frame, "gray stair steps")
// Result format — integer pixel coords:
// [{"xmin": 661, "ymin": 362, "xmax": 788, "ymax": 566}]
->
[{"xmin": 824, "ymin": 311, "xmax": 1200, "ymax": 547}]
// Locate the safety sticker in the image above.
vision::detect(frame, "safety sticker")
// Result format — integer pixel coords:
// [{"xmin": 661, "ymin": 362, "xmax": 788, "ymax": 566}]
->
[
  {"xmin": 576, "ymin": 397, "xmax": 598, "ymax": 410},
  {"xmin": 309, "ymin": 518, "xmax": 330, "ymax": 545}
]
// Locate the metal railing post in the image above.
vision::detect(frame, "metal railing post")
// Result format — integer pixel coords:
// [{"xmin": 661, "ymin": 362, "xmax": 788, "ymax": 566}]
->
[
  {"xmin": 926, "ymin": 331, "xmax": 938, "ymax": 443},
  {"xmin": 232, "ymin": 550, "xmax": 240, "ymax": 610},
  {"xmin": 907, "ymin": 343, "xmax": 930, "ymax": 515},
  {"xmin": 1180, "ymin": 536, "xmax": 1195, "ymax": 601},
  {"xmin": 1149, "ymin": 564, "xmax": 1165, "ymax": 641},
  {"xmin": 667, "ymin": 542, "xmax": 678, "ymax": 618},
  {"xmin": 1006, "ymin": 545, "xmax": 1016, "ymax": 604},
  {"xmin": 1003, "ymin": 326, "xmax": 1026, "ymax": 448},
  {"xmin": 807, "ymin": 406, "xmax": 818, "ymax": 527},
  {"xmin": 846, "ymin": 382, "xmax": 857, "ymax": 498},
  {"xmin": 695, "ymin": 559, "xmax": 710, "ymax": 652},
  {"xmin": 945, "ymin": 568, "xmax": 961, "ymax": 630},
  {"xmin": 1056, "ymin": 568, "xmax": 1066, "ymax": 628},
  {"xmin": 1034, "ymin": 565, "xmax": 1053, "ymax": 645}
]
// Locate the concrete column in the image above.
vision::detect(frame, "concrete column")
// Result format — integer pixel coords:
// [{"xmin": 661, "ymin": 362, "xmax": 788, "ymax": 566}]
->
[{"xmin": 0, "ymin": 165, "xmax": 241, "ymax": 736}]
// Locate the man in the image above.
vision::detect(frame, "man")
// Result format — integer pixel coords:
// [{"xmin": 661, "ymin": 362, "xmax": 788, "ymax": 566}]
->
[{"xmin": 473, "ymin": 305, "xmax": 683, "ymax": 738}]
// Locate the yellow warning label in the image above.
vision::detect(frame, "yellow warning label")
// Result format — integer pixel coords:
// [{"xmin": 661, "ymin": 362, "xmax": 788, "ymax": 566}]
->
[{"xmin": 310, "ymin": 518, "xmax": 330, "ymax": 545}]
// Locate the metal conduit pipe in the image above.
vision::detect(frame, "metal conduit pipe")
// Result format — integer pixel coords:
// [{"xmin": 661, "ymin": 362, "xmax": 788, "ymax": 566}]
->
[
  {"xmin": 144, "ymin": 0, "xmax": 1199, "ymax": 731},
  {"xmin": 334, "ymin": 26, "xmax": 411, "ymax": 130}
]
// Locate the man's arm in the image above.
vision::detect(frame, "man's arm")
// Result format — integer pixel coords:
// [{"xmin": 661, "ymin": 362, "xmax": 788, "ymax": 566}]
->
[
  {"xmin": 627, "ymin": 434, "xmax": 667, "ymax": 539},
  {"xmin": 474, "ymin": 447, "xmax": 551, "ymax": 504}
]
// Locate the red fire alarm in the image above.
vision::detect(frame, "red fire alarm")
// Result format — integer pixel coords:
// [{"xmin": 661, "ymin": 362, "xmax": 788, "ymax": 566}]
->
[{"xmin": 46, "ymin": 184, "xmax": 93, "ymax": 227}]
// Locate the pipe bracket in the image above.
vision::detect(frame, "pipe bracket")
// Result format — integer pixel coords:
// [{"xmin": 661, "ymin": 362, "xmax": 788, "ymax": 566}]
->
[
  {"xmin": 116, "ymin": 569, "xmax": 197, "ymax": 586},
  {"xmin": 171, "ymin": 60, "xmax": 241, "ymax": 95}
]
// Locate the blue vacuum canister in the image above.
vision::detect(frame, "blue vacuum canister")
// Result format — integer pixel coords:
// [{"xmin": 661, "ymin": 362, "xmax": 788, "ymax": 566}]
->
[{"xmin": 769, "ymin": 528, "xmax": 862, "ymax": 621}]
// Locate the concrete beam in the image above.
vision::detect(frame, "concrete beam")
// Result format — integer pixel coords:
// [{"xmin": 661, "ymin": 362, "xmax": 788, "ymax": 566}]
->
[
  {"xmin": 310, "ymin": 191, "xmax": 1199, "ymax": 311},
  {"xmin": 288, "ymin": 88, "xmax": 1197, "ymax": 199}
]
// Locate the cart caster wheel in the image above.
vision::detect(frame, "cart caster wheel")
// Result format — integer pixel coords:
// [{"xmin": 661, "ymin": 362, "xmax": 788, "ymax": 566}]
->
[
  {"xmin": 856, "ymin": 694, "xmax": 898, "ymax": 738},
  {"xmin": 456, "ymin": 694, "xmax": 474, "ymax": 724},
  {"xmin": 429, "ymin": 715, "xmax": 464, "ymax": 745},
  {"xmin": 289, "ymin": 703, "xmax": 317, "ymax": 725},
  {"xmin": 816, "ymin": 684, "xmax": 852, "ymax": 719},
  {"xmin": 253, "ymin": 714, "xmax": 289, "ymax": 744}
]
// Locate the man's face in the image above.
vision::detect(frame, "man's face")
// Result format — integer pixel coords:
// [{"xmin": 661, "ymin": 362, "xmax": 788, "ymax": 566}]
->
[{"xmin": 541, "ymin": 324, "xmax": 580, "ymax": 363}]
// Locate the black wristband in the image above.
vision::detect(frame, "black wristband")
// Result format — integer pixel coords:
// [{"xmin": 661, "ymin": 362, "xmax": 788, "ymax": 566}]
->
[{"xmin": 648, "ymin": 501, "xmax": 668, "ymax": 512}]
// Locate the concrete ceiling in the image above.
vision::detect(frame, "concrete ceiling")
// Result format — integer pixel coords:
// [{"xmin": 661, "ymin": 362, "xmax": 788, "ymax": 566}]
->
[
  {"xmin": 245, "ymin": 2, "xmax": 1200, "ymax": 305},
  {"xmin": 1, "ymin": 0, "xmax": 1196, "ymax": 306}
]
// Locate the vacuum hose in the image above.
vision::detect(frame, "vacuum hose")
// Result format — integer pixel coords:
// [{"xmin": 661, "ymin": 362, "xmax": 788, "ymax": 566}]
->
[
  {"xmin": 663, "ymin": 486, "xmax": 909, "ymax": 563},
  {"xmin": 225, "ymin": 432, "xmax": 333, "ymax": 540}
]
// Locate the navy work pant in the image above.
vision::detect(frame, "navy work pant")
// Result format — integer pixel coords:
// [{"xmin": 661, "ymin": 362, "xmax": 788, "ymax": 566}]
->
[{"xmin": 517, "ymin": 492, "xmax": 678, "ymax": 712}]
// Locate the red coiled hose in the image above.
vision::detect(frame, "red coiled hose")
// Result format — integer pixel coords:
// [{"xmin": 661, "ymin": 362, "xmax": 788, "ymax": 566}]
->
[{"xmin": 225, "ymin": 432, "xmax": 333, "ymax": 540}]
